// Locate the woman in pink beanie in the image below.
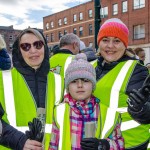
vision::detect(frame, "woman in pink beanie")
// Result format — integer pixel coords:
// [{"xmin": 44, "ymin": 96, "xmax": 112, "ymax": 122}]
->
[
  {"xmin": 84, "ymin": 18, "xmax": 149, "ymax": 150},
  {"xmin": 49, "ymin": 53, "xmax": 124, "ymax": 150}
]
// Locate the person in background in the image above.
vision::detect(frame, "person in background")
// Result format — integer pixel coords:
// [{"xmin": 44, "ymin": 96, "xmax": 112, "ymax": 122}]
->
[
  {"xmin": 50, "ymin": 33, "xmax": 80, "ymax": 77},
  {"xmin": 0, "ymin": 34, "xmax": 11, "ymax": 70},
  {"xmin": 134, "ymin": 47, "xmax": 146, "ymax": 64},
  {"xmin": 49, "ymin": 53, "xmax": 124, "ymax": 150},
  {"xmin": 87, "ymin": 18, "xmax": 149, "ymax": 150},
  {"xmin": 146, "ymin": 63, "xmax": 150, "ymax": 71},
  {"xmin": 79, "ymin": 40, "xmax": 86, "ymax": 51},
  {"xmin": 0, "ymin": 28, "xmax": 64, "ymax": 149},
  {"xmin": 81, "ymin": 47, "xmax": 97, "ymax": 63},
  {"xmin": 127, "ymin": 74, "xmax": 150, "ymax": 124}
]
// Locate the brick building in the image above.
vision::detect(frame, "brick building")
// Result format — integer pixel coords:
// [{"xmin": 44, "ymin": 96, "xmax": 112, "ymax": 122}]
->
[
  {"xmin": 43, "ymin": 0, "xmax": 95, "ymax": 49},
  {"xmin": 43, "ymin": 0, "xmax": 150, "ymax": 64},
  {"xmin": 0, "ymin": 25, "xmax": 22, "ymax": 53}
]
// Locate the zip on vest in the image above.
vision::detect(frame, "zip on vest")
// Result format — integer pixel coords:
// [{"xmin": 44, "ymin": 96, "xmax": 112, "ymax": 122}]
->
[{"xmin": 2, "ymin": 70, "xmax": 28, "ymax": 133}]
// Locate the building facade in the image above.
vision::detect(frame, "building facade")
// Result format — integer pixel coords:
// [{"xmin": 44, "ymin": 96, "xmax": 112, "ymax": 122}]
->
[
  {"xmin": 0, "ymin": 25, "xmax": 22, "ymax": 53},
  {"xmin": 43, "ymin": 0, "xmax": 95, "ymax": 49},
  {"xmin": 43, "ymin": 0, "xmax": 150, "ymax": 63}
]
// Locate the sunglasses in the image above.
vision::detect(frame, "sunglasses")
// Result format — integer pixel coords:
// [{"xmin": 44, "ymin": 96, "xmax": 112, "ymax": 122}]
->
[{"xmin": 20, "ymin": 40, "xmax": 44, "ymax": 52}]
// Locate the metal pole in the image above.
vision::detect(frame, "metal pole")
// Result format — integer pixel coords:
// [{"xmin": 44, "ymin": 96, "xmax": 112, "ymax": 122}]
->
[{"xmin": 94, "ymin": 0, "xmax": 101, "ymax": 51}]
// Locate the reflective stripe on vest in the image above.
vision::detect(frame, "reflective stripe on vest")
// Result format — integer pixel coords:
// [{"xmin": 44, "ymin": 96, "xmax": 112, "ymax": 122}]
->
[
  {"xmin": 101, "ymin": 107, "xmax": 118, "ymax": 139},
  {"xmin": 54, "ymin": 73, "xmax": 63, "ymax": 105},
  {"xmin": 2, "ymin": 71, "xmax": 62, "ymax": 134},
  {"xmin": 106, "ymin": 60, "xmax": 141, "ymax": 130},
  {"xmin": 56, "ymin": 104, "xmax": 66, "ymax": 150},
  {"xmin": 64, "ymin": 56, "xmax": 73, "ymax": 76},
  {"xmin": 110, "ymin": 60, "xmax": 133, "ymax": 109},
  {"xmin": 0, "ymin": 120, "xmax": 2, "ymax": 136},
  {"xmin": 45, "ymin": 73, "xmax": 62, "ymax": 133},
  {"xmin": 94, "ymin": 60, "xmax": 149, "ymax": 148},
  {"xmin": 2, "ymin": 70, "xmax": 28, "ymax": 133},
  {"xmin": 56, "ymin": 103, "xmax": 119, "ymax": 149}
]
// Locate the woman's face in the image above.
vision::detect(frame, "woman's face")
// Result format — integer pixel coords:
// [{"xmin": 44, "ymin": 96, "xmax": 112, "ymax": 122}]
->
[
  {"xmin": 99, "ymin": 37, "xmax": 126, "ymax": 63},
  {"xmin": 20, "ymin": 33, "xmax": 44, "ymax": 69}
]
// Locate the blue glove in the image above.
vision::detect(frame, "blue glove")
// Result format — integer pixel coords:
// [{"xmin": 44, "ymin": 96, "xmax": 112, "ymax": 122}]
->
[{"xmin": 0, "ymin": 49, "xmax": 11, "ymax": 70}]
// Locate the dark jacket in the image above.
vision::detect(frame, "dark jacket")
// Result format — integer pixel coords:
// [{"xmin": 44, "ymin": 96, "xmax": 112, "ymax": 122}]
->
[
  {"xmin": 81, "ymin": 47, "xmax": 97, "ymax": 62},
  {"xmin": 0, "ymin": 48, "xmax": 11, "ymax": 70},
  {"xmin": 128, "ymin": 99, "xmax": 150, "ymax": 124},
  {"xmin": 0, "ymin": 30, "xmax": 50, "ymax": 149},
  {"xmin": 96, "ymin": 55, "xmax": 149, "ymax": 95},
  {"xmin": 95, "ymin": 55, "xmax": 149, "ymax": 150}
]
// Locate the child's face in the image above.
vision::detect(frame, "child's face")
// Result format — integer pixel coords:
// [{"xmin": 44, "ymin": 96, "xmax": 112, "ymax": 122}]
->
[{"xmin": 68, "ymin": 78, "xmax": 93, "ymax": 102}]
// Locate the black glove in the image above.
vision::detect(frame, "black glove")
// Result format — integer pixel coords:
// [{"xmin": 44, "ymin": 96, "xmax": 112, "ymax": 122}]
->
[
  {"xmin": 127, "ymin": 75, "xmax": 150, "ymax": 111},
  {"xmin": 25, "ymin": 118, "xmax": 44, "ymax": 142},
  {"xmin": 80, "ymin": 138, "xmax": 110, "ymax": 150}
]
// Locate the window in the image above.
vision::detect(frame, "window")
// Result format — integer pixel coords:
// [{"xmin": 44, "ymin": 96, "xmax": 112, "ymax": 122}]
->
[
  {"xmin": 100, "ymin": 7, "xmax": 108, "ymax": 18},
  {"xmin": 89, "ymin": 42, "xmax": 93, "ymax": 47},
  {"xmin": 46, "ymin": 23, "xmax": 49, "ymax": 30},
  {"xmin": 64, "ymin": 30, "xmax": 67, "ymax": 35},
  {"xmin": 50, "ymin": 21, "xmax": 54, "ymax": 28},
  {"xmin": 122, "ymin": 1, "xmax": 128, "ymax": 12},
  {"xmin": 134, "ymin": 0, "xmax": 145, "ymax": 9},
  {"xmin": 50, "ymin": 33, "xmax": 54, "ymax": 42},
  {"xmin": 73, "ymin": 14, "xmax": 77, "ymax": 22},
  {"xmin": 46, "ymin": 34, "xmax": 49, "ymax": 42},
  {"xmin": 9, "ymin": 43, "xmax": 13, "ymax": 50},
  {"xmin": 58, "ymin": 31, "xmax": 62, "ymax": 39},
  {"xmin": 88, "ymin": 9, "xmax": 92, "ymax": 18},
  {"xmin": 89, "ymin": 24, "xmax": 92, "ymax": 35},
  {"xmin": 79, "ymin": 26, "xmax": 83, "ymax": 36},
  {"xmin": 134, "ymin": 24, "xmax": 145, "ymax": 39},
  {"xmin": 113, "ymin": 4, "xmax": 118, "ymax": 15},
  {"xmin": 73, "ymin": 28, "xmax": 77, "ymax": 34},
  {"xmin": 79, "ymin": 12, "xmax": 83, "ymax": 20},
  {"xmin": 9, "ymin": 35, "xmax": 13, "ymax": 40},
  {"xmin": 64, "ymin": 17, "xmax": 67, "ymax": 25},
  {"xmin": 58, "ymin": 19, "xmax": 62, "ymax": 26}
]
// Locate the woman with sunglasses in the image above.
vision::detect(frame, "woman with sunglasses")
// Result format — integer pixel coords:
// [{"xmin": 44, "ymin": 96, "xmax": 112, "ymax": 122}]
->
[{"xmin": 0, "ymin": 28, "xmax": 64, "ymax": 150}]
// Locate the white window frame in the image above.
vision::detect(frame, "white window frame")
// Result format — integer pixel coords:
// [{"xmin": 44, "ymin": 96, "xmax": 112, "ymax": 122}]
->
[
  {"xmin": 122, "ymin": 1, "xmax": 128, "ymax": 13},
  {"xmin": 113, "ymin": 3, "xmax": 118, "ymax": 15},
  {"xmin": 79, "ymin": 12, "xmax": 83, "ymax": 20},
  {"xmin": 134, "ymin": 24, "xmax": 145, "ymax": 39},
  {"xmin": 73, "ymin": 14, "xmax": 77, "ymax": 22},
  {"xmin": 134, "ymin": 0, "xmax": 145, "ymax": 9},
  {"xmin": 100, "ymin": 7, "xmax": 108, "ymax": 18},
  {"xmin": 88, "ymin": 9, "xmax": 92, "ymax": 18}
]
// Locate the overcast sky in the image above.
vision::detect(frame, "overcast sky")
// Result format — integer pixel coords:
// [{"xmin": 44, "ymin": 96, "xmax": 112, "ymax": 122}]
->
[{"xmin": 0, "ymin": 0, "xmax": 90, "ymax": 30}]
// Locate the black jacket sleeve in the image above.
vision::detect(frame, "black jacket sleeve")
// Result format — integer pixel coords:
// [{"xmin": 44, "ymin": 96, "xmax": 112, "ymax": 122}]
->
[
  {"xmin": 0, "ymin": 104, "xmax": 28, "ymax": 150},
  {"xmin": 127, "ymin": 63, "xmax": 150, "ymax": 124},
  {"xmin": 126, "ymin": 63, "xmax": 149, "ymax": 94},
  {"xmin": 128, "ymin": 99, "xmax": 150, "ymax": 124}
]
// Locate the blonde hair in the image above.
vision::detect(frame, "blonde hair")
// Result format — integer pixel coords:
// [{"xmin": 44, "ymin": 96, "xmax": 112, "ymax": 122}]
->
[
  {"xmin": 0, "ymin": 34, "xmax": 6, "ymax": 50},
  {"xmin": 18, "ymin": 28, "xmax": 45, "ymax": 45}
]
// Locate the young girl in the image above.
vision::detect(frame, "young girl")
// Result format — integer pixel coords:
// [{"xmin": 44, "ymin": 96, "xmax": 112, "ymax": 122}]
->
[{"xmin": 49, "ymin": 53, "xmax": 124, "ymax": 150}]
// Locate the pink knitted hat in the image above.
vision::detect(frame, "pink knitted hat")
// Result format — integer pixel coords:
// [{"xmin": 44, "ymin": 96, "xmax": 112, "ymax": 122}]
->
[
  {"xmin": 65, "ymin": 53, "xmax": 96, "ymax": 91},
  {"xmin": 97, "ymin": 18, "xmax": 129, "ymax": 47}
]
